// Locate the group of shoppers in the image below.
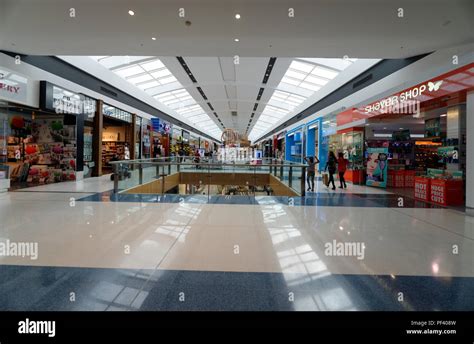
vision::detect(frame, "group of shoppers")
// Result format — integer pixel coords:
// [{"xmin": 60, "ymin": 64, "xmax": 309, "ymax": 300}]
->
[{"xmin": 304, "ymin": 151, "xmax": 348, "ymax": 192}]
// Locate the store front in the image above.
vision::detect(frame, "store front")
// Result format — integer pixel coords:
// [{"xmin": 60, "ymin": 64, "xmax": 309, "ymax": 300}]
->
[
  {"xmin": 305, "ymin": 117, "xmax": 330, "ymax": 173},
  {"xmin": 101, "ymin": 103, "xmax": 133, "ymax": 175},
  {"xmin": 332, "ymin": 62, "xmax": 473, "ymax": 206},
  {"xmin": 150, "ymin": 117, "xmax": 171, "ymax": 158},
  {"xmin": 0, "ymin": 80, "xmax": 98, "ymax": 188},
  {"xmin": 275, "ymin": 131, "xmax": 286, "ymax": 161}
]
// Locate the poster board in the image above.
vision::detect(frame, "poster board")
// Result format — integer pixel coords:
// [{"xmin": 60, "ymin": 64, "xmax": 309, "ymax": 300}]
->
[{"xmin": 366, "ymin": 147, "xmax": 389, "ymax": 188}]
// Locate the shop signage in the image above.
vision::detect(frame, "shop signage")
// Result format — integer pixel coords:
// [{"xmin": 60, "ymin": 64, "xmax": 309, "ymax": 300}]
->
[
  {"xmin": 151, "ymin": 118, "xmax": 160, "ymax": 132},
  {"xmin": 414, "ymin": 177, "xmax": 430, "ymax": 201},
  {"xmin": 366, "ymin": 147, "xmax": 388, "ymax": 188},
  {"xmin": 430, "ymin": 180, "xmax": 446, "ymax": 205},
  {"xmin": 364, "ymin": 80, "xmax": 443, "ymax": 114},
  {"xmin": 40, "ymin": 81, "xmax": 88, "ymax": 115},
  {"xmin": 0, "ymin": 67, "xmax": 28, "ymax": 103}
]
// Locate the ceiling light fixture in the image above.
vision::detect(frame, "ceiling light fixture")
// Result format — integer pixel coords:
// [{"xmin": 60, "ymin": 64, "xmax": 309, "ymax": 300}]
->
[
  {"xmin": 128, "ymin": 10, "xmax": 135, "ymax": 16},
  {"xmin": 235, "ymin": 14, "xmax": 241, "ymax": 19},
  {"xmin": 234, "ymin": 38, "xmax": 240, "ymax": 42},
  {"xmin": 440, "ymin": 113, "xmax": 447, "ymax": 117},
  {"xmin": 152, "ymin": 37, "xmax": 156, "ymax": 41}
]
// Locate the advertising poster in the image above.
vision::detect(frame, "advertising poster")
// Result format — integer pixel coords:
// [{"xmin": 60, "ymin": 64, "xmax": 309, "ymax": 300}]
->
[
  {"xmin": 437, "ymin": 146, "xmax": 459, "ymax": 164},
  {"xmin": 366, "ymin": 147, "xmax": 388, "ymax": 188}
]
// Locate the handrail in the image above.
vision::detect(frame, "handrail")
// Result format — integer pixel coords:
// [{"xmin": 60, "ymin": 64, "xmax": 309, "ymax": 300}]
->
[
  {"xmin": 109, "ymin": 157, "xmax": 306, "ymax": 168},
  {"xmin": 110, "ymin": 157, "xmax": 307, "ymax": 197}
]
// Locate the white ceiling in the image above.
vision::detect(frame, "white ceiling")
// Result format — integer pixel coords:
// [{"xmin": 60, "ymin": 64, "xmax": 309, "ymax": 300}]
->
[
  {"xmin": 77, "ymin": 55, "xmax": 373, "ymax": 141},
  {"xmin": 1, "ymin": 0, "xmax": 473, "ymax": 58}
]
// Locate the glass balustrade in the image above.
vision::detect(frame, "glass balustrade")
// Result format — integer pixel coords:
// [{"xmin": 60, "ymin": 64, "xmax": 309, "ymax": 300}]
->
[{"xmin": 111, "ymin": 157, "xmax": 307, "ymax": 197}]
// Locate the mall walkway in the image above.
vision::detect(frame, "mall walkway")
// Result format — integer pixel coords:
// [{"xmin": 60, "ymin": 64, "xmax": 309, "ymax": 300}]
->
[{"xmin": 0, "ymin": 177, "xmax": 473, "ymax": 311}]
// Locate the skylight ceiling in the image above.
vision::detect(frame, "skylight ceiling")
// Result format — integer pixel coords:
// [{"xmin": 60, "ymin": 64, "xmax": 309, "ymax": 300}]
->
[
  {"xmin": 90, "ymin": 56, "xmax": 222, "ymax": 139},
  {"xmin": 248, "ymin": 58, "xmax": 357, "ymax": 141}
]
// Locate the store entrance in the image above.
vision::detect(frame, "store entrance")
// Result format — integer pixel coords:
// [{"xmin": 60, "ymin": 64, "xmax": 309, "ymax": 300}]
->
[
  {"xmin": 364, "ymin": 106, "xmax": 466, "ymax": 207},
  {"xmin": 0, "ymin": 103, "xmax": 79, "ymax": 189},
  {"xmin": 102, "ymin": 116, "xmax": 132, "ymax": 175}
]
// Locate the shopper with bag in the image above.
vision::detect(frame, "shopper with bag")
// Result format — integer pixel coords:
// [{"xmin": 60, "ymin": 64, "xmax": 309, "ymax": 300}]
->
[
  {"xmin": 337, "ymin": 152, "xmax": 348, "ymax": 189},
  {"xmin": 304, "ymin": 156, "xmax": 319, "ymax": 192},
  {"xmin": 325, "ymin": 151, "xmax": 337, "ymax": 190}
]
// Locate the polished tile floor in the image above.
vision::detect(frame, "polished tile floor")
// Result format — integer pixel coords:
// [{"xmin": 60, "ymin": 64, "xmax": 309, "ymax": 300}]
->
[{"xmin": 0, "ymin": 176, "xmax": 473, "ymax": 311}]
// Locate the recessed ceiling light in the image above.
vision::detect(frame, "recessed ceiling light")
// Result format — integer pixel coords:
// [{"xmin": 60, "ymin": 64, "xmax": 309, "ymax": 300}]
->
[
  {"xmin": 234, "ymin": 38, "xmax": 239, "ymax": 42},
  {"xmin": 128, "ymin": 10, "xmax": 135, "ymax": 16},
  {"xmin": 399, "ymin": 127, "xmax": 404, "ymax": 130},
  {"xmin": 235, "ymin": 14, "xmax": 241, "ymax": 19},
  {"xmin": 152, "ymin": 37, "xmax": 156, "ymax": 41}
]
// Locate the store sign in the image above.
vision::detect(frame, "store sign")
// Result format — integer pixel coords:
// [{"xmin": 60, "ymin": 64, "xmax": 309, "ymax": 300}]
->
[
  {"xmin": 52, "ymin": 86, "xmax": 83, "ymax": 114},
  {"xmin": 0, "ymin": 67, "xmax": 28, "ymax": 103},
  {"xmin": 414, "ymin": 178, "xmax": 430, "ymax": 201},
  {"xmin": 40, "ymin": 81, "xmax": 95, "ymax": 115},
  {"xmin": 430, "ymin": 181, "xmax": 446, "ymax": 205},
  {"xmin": 364, "ymin": 80, "xmax": 443, "ymax": 114}
]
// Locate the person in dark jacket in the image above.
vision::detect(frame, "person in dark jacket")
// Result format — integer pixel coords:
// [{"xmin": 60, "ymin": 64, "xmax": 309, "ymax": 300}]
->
[{"xmin": 325, "ymin": 151, "xmax": 337, "ymax": 190}]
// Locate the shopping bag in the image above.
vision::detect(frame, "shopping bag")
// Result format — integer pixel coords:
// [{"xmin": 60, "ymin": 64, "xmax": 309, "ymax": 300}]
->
[{"xmin": 322, "ymin": 172, "xmax": 329, "ymax": 186}]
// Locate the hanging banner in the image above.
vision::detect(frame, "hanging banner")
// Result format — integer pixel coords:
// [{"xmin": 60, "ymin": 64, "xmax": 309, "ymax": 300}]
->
[{"xmin": 366, "ymin": 147, "xmax": 389, "ymax": 188}]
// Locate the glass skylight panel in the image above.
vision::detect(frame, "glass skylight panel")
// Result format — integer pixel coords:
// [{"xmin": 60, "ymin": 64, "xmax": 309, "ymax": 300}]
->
[
  {"xmin": 305, "ymin": 75, "xmax": 329, "ymax": 85},
  {"xmin": 312, "ymin": 66, "xmax": 338, "ymax": 79},
  {"xmin": 286, "ymin": 70, "xmax": 306, "ymax": 80},
  {"xmin": 290, "ymin": 61, "xmax": 313, "ymax": 73},
  {"xmin": 114, "ymin": 65, "xmax": 144, "ymax": 78},
  {"xmin": 140, "ymin": 60, "xmax": 165, "ymax": 72},
  {"xmin": 300, "ymin": 82, "xmax": 321, "ymax": 91},
  {"xmin": 151, "ymin": 69, "xmax": 172, "ymax": 79},
  {"xmin": 127, "ymin": 74, "xmax": 153, "ymax": 84},
  {"xmin": 281, "ymin": 77, "xmax": 300, "ymax": 86},
  {"xmin": 160, "ymin": 76, "xmax": 178, "ymax": 84},
  {"xmin": 90, "ymin": 56, "xmax": 222, "ymax": 139},
  {"xmin": 137, "ymin": 80, "xmax": 160, "ymax": 90}
]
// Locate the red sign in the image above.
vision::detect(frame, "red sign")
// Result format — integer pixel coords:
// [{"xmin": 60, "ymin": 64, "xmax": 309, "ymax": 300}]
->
[
  {"xmin": 414, "ymin": 177, "xmax": 430, "ymax": 201},
  {"xmin": 404, "ymin": 170, "xmax": 416, "ymax": 188},
  {"xmin": 430, "ymin": 179, "xmax": 446, "ymax": 206}
]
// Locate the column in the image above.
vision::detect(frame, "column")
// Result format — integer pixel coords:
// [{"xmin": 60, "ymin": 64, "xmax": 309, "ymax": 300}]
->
[
  {"xmin": 131, "ymin": 113, "xmax": 137, "ymax": 160},
  {"xmin": 466, "ymin": 91, "xmax": 474, "ymax": 214},
  {"xmin": 92, "ymin": 99, "xmax": 103, "ymax": 176}
]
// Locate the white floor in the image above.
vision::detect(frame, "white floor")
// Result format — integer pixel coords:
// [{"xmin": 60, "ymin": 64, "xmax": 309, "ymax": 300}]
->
[{"xmin": 0, "ymin": 180, "xmax": 473, "ymax": 278}]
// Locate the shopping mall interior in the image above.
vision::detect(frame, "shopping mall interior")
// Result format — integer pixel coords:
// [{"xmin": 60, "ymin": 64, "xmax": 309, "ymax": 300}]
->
[{"xmin": 0, "ymin": 0, "xmax": 474, "ymax": 320}]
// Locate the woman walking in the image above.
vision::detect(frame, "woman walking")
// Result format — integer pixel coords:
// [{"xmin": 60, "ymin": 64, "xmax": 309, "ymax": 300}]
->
[
  {"xmin": 304, "ymin": 156, "xmax": 319, "ymax": 192},
  {"xmin": 337, "ymin": 152, "xmax": 348, "ymax": 189},
  {"xmin": 325, "ymin": 151, "xmax": 337, "ymax": 190}
]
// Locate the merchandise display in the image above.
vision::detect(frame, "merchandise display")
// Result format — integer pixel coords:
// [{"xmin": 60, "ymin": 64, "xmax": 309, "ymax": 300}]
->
[{"xmin": 4, "ymin": 113, "xmax": 77, "ymax": 186}]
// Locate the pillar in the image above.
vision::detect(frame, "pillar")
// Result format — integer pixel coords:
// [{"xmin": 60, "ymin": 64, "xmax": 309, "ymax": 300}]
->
[
  {"xmin": 92, "ymin": 99, "xmax": 103, "ymax": 176},
  {"xmin": 466, "ymin": 91, "xmax": 474, "ymax": 215}
]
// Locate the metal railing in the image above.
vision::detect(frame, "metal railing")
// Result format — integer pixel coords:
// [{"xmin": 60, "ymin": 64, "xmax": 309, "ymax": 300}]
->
[{"xmin": 110, "ymin": 156, "xmax": 307, "ymax": 196}]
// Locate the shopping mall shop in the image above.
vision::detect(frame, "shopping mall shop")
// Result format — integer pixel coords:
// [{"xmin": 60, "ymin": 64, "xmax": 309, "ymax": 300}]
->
[
  {"xmin": 304, "ymin": 63, "xmax": 474, "ymax": 207},
  {"xmin": 0, "ymin": 72, "xmax": 194, "ymax": 190}
]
